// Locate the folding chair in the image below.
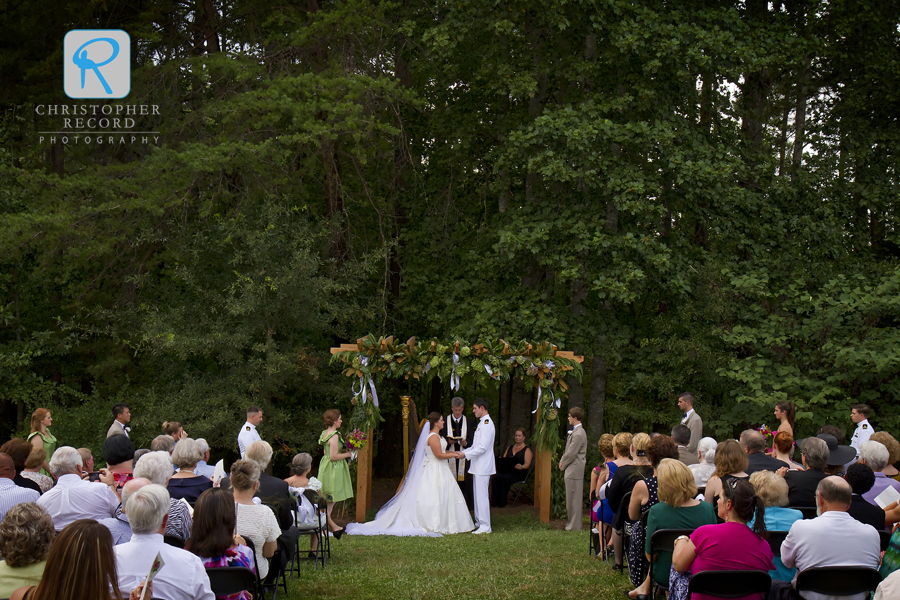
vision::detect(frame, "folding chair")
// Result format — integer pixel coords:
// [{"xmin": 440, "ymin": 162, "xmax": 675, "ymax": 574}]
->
[
  {"xmin": 880, "ymin": 529, "xmax": 892, "ymax": 552},
  {"xmin": 795, "ymin": 567, "xmax": 881, "ymax": 596},
  {"xmin": 206, "ymin": 566, "xmax": 260, "ymax": 599},
  {"xmin": 510, "ymin": 465, "xmax": 534, "ymax": 506},
  {"xmin": 786, "ymin": 506, "xmax": 817, "ymax": 519},
  {"xmin": 611, "ymin": 491, "xmax": 633, "ymax": 574},
  {"xmin": 767, "ymin": 530, "xmax": 788, "ymax": 556},
  {"xmin": 648, "ymin": 529, "xmax": 693, "ymax": 599},
  {"xmin": 288, "ymin": 492, "xmax": 327, "ymax": 578},
  {"xmin": 687, "ymin": 570, "xmax": 771, "ymax": 599},
  {"xmin": 163, "ymin": 534, "xmax": 184, "ymax": 549},
  {"xmin": 244, "ymin": 537, "xmax": 287, "ymax": 600}
]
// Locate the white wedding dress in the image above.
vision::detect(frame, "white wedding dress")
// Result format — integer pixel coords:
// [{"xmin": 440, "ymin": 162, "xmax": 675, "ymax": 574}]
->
[{"xmin": 346, "ymin": 428, "xmax": 474, "ymax": 537}]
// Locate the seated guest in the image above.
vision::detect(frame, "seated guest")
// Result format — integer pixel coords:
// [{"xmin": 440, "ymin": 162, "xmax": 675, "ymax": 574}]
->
[
  {"xmin": 20, "ymin": 448, "xmax": 53, "ymax": 494},
  {"xmin": 222, "ymin": 440, "xmax": 293, "ymax": 531},
  {"xmin": 194, "ymin": 438, "xmax": 215, "ymax": 479},
  {"xmin": 77, "ymin": 448, "xmax": 95, "ymax": 476},
  {"xmin": 114, "ymin": 484, "xmax": 214, "ymax": 600},
  {"xmin": 132, "ymin": 451, "xmax": 192, "ymax": 541},
  {"xmin": 98, "ymin": 477, "xmax": 153, "ymax": 545},
  {"xmin": 36, "ymin": 447, "xmax": 118, "ymax": 530},
  {"xmin": 103, "ymin": 434, "xmax": 136, "ymax": 495},
  {"xmin": 188, "ymin": 487, "xmax": 256, "ymax": 599},
  {"xmin": 491, "ymin": 427, "xmax": 533, "ymax": 507},
  {"xmin": 688, "ymin": 437, "xmax": 717, "ymax": 488},
  {"xmin": 162, "ymin": 421, "xmax": 188, "ymax": 442},
  {"xmin": 150, "ymin": 434, "xmax": 175, "ymax": 454},
  {"xmin": 606, "ymin": 432, "xmax": 652, "ymax": 572},
  {"xmin": 817, "ymin": 425, "xmax": 844, "ymax": 443},
  {"xmin": 870, "ymin": 432, "xmax": 900, "ymax": 480},
  {"xmin": 627, "ymin": 435, "xmax": 679, "ymax": 589},
  {"xmin": 0, "ymin": 453, "xmax": 40, "ymax": 521},
  {"xmin": 10, "ymin": 519, "xmax": 148, "ymax": 600},
  {"xmin": 0, "ymin": 440, "xmax": 42, "ymax": 495},
  {"xmin": 167, "ymin": 438, "xmax": 212, "ymax": 503},
  {"xmin": 672, "ymin": 425, "xmax": 698, "ymax": 466},
  {"xmin": 844, "ymin": 463, "xmax": 885, "ymax": 530},
  {"xmin": 589, "ymin": 433, "xmax": 616, "ymax": 551},
  {"xmin": 773, "ymin": 432, "xmax": 804, "ymax": 471},
  {"xmin": 632, "ymin": 459, "xmax": 717, "ymax": 598},
  {"xmin": 741, "ymin": 429, "xmax": 784, "ymax": 475},
  {"xmin": 780, "ymin": 477, "xmax": 880, "ymax": 599},
  {"xmin": 877, "ymin": 570, "xmax": 900, "ymax": 600},
  {"xmin": 858, "ymin": 441, "xmax": 900, "ymax": 505},
  {"xmin": 230, "ymin": 460, "xmax": 281, "ymax": 581},
  {"xmin": 285, "ymin": 452, "xmax": 325, "ymax": 557},
  {"xmin": 818, "ymin": 433, "xmax": 856, "ymax": 476},
  {"xmin": 704, "ymin": 439, "xmax": 749, "ymax": 506},
  {"xmin": 672, "ymin": 479, "xmax": 774, "ymax": 596},
  {"xmin": 133, "ymin": 448, "xmax": 151, "ymax": 465},
  {"xmin": 784, "ymin": 437, "xmax": 829, "ymax": 507},
  {"xmin": 749, "ymin": 470, "xmax": 803, "ymax": 583},
  {"xmin": 0, "ymin": 503, "xmax": 53, "ymax": 597}
]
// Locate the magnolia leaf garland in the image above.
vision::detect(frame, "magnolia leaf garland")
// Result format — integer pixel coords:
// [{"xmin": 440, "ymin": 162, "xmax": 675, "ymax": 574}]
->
[{"xmin": 330, "ymin": 335, "xmax": 583, "ymax": 451}]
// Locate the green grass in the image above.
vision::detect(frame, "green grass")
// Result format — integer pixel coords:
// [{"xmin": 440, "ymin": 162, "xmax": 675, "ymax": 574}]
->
[{"xmin": 282, "ymin": 510, "xmax": 630, "ymax": 600}]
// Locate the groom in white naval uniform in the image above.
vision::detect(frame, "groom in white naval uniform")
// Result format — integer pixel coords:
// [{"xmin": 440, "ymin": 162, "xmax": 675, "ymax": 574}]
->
[{"xmin": 459, "ymin": 397, "xmax": 496, "ymax": 534}]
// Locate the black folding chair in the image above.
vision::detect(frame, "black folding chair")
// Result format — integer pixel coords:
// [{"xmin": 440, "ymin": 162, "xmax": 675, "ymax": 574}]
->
[
  {"xmin": 163, "ymin": 534, "xmax": 184, "ymax": 549},
  {"xmin": 688, "ymin": 570, "xmax": 771, "ymax": 599},
  {"xmin": 767, "ymin": 530, "xmax": 788, "ymax": 556},
  {"xmin": 206, "ymin": 567, "xmax": 260, "ymax": 599},
  {"xmin": 289, "ymin": 492, "xmax": 327, "ymax": 577},
  {"xmin": 243, "ymin": 537, "xmax": 286, "ymax": 600},
  {"xmin": 648, "ymin": 529, "xmax": 693, "ymax": 599},
  {"xmin": 880, "ymin": 529, "xmax": 892, "ymax": 552},
  {"xmin": 510, "ymin": 465, "xmax": 534, "ymax": 506},
  {"xmin": 786, "ymin": 506, "xmax": 817, "ymax": 519},
  {"xmin": 611, "ymin": 491, "xmax": 633, "ymax": 574},
  {"xmin": 795, "ymin": 567, "xmax": 881, "ymax": 596}
]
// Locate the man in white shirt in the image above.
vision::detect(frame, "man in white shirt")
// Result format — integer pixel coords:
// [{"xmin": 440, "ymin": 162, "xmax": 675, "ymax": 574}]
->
[
  {"xmin": 0, "ymin": 453, "xmax": 39, "ymax": 521},
  {"xmin": 37, "ymin": 446, "xmax": 119, "ymax": 530},
  {"xmin": 677, "ymin": 392, "xmax": 703, "ymax": 453},
  {"xmin": 780, "ymin": 476, "xmax": 880, "ymax": 600},
  {"xmin": 115, "ymin": 484, "xmax": 214, "ymax": 600},
  {"xmin": 107, "ymin": 402, "xmax": 131, "ymax": 438},
  {"xmin": 459, "ymin": 397, "xmax": 495, "ymax": 534},
  {"xmin": 194, "ymin": 438, "xmax": 216, "ymax": 479},
  {"xmin": 238, "ymin": 406, "xmax": 263, "ymax": 458},
  {"xmin": 98, "ymin": 477, "xmax": 152, "ymax": 545},
  {"xmin": 850, "ymin": 404, "xmax": 875, "ymax": 453}
]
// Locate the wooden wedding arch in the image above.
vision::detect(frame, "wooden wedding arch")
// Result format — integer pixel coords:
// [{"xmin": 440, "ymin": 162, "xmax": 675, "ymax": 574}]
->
[{"xmin": 330, "ymin": 335, "xmax": 583, "ymax": 524}]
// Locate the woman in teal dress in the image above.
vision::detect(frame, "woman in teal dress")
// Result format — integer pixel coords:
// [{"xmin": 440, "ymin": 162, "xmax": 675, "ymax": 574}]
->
[
  {"xmin": 26, "ymin": 409, "xmax": 56, "ymax": 478},
  {"xmin": 319, "ymin": 409, "xmax": 353, "ymax": 538}
]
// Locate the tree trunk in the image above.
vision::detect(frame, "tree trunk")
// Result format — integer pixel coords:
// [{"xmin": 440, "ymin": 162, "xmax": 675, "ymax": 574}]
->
[{"xmin": 587, "ymin": 353, "xmax": 606, "ymax": 436}]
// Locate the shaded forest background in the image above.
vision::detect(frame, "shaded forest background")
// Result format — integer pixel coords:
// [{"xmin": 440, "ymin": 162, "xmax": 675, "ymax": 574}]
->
[{"xmin": 1, "ymin": 0, "xmax": 898, "ymax": 475}]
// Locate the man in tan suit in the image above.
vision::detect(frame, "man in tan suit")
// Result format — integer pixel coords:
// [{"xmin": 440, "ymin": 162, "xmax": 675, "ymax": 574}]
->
[
  {"xmin": 106, "ymin": 403, "xmax": 131, "ymax": 438},
  {"xmin": 559, "ymin": 407, "xmax": 587, "ymax": 531},
  {"xmin": 677, "ymin": 392, "xmax": 702, "ymax": 453}
]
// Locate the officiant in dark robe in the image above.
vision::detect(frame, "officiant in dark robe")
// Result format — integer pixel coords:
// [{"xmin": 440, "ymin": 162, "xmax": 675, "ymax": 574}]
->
[{"xmin": 441, "ymin": 396, "xmax": 475, "ymax": 510}]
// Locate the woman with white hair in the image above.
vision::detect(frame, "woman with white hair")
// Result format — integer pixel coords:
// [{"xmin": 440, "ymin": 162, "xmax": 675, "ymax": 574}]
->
[
  {"xmin": 859, "ymin": 441, "xmax": 900, "ymax": 505},
  {"xmin": 132, "ymin": 451, "xmax": 192, "ymax": 541},
  {"xmin": 167, "ymin": 439, "xmax": 212, "ymax": 503},
  {"xmin": 688, "ymin": 437, "xmax": 717, "ymax": 488}
]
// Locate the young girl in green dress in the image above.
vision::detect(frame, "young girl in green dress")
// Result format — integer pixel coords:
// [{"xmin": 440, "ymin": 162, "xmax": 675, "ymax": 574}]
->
[
  {"xmin": 27, "ymin": 409, "xmax": 56, "ymax": 478},
  {"xmin": 319, "ymin": 409, "xmax": 353, "ymax": 538}
]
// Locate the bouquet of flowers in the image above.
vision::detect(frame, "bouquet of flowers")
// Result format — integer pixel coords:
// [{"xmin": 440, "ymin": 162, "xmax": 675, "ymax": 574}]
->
[
  {"xmin": 346, "ymin": 428, "xmax": 367, "ymax": 461},
  {"xmin": 757, "ymin": 424, "xmax": 774, "ymax": 442}
]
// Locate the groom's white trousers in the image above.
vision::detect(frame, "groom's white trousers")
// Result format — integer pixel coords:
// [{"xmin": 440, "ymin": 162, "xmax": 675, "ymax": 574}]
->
[{"xmin": 473, "ymin": 475, "xmax": 491, "ymax": 531}]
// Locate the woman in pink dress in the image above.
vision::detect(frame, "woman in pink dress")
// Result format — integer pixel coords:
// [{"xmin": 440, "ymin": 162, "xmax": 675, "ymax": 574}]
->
[{"xmin": 671, "ymin": 478, "xmax": 774, "ymax": 600}]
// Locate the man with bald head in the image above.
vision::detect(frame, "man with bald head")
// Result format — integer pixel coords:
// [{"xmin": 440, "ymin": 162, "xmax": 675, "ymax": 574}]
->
[
  {"xmin": 740, "ymin": 429, "xmax": 784, "ymax": 475},
  {"xmin": 99, "ymin": 477, "xmax": 153, "ymax": 545},
  {"xmin": 779, "ymin": 476, "xmax": 880, "ymax": 600},
  {"xmin": 0, "ymin": 452, "xmax": 40, "ymax": 521}
]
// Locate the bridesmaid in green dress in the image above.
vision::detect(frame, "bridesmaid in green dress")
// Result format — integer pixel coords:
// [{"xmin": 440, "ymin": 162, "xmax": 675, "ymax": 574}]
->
[
  {"xmin": 27, "ymin": 408, "xmax": 57, "ymax": 478},
  {"xmin": 319, "ymin": 409, "xmax": 353, "ymax": 538}
]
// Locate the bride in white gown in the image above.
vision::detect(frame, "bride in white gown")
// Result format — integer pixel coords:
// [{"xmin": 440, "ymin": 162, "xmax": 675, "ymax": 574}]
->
[{"xmin": 346, "ymin": 412, "xmax": 474, "ymax": 537}]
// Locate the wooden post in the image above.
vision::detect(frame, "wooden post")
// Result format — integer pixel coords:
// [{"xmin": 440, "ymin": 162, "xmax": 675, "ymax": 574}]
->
[
  {"xmin": 537, "ymin": 448, "xmax": 551, "ymax": 523},
  {"xmin": 401, "ymin": 396, "xmax": 411, "ymax": 473},
  {"xmin": 355, "ymin": 426, "xmax": 374, "ymax": 522}
]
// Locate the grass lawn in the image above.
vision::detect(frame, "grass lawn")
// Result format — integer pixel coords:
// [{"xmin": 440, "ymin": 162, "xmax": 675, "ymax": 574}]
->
[{"xmin": 283, "ymin": 509, "xmax": 630, "ymax": 600}]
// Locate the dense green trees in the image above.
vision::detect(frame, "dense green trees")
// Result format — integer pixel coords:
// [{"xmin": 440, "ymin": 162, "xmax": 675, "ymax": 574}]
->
[{"xmin": 0, "ymin": 0, "xmax": 897, "ymax": 469}]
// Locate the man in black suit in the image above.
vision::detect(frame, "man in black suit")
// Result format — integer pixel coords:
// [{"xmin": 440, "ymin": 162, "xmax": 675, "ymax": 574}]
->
[
  {"xmin": 845, "ymin": 462, "xmax": 886, "ymax": 531},
  {"xmin": 441, "ymin": 396, "xmax": 475, "ymax": 509},
  {"xmin": 741, "ymin": 429, "xmax": 785, "ymax": 475},
  {"xmin": 784, "ymin": 437, "xmax": 830, "ymax": 507}
]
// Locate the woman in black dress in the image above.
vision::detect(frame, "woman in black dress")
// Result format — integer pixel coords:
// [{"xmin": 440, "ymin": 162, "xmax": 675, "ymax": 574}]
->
[{"xmin": 490, "ymin": 428, "xmax": 533, "ymax": 507}]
